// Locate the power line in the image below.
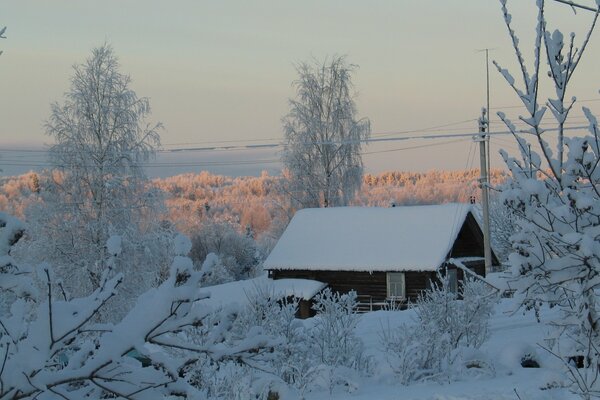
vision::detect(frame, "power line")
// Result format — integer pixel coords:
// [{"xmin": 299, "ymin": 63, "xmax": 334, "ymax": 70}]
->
[
  {"xmin": 0, "ymin": 138, "xmax": 473, "ymax": 169},
  {"xmin": 2, "ymin": 95, "xmax": 599, "ymax": 155},
  {"xmin": 0, "ymin": 123, "xmax": 591, "ymax": 170},
  {"xmin": 362, "ymin": 138, "xmax": 470, "ymax": 155}
]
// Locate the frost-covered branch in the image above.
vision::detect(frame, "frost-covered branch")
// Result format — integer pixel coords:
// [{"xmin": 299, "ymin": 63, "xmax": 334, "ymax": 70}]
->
[
  {"xmin": 1, "ymin": 224, "xmax": 276, "ymax": 399},
  {"xmin": 496, "ymin": 1, "xmax": 600, "ymax": 397}
]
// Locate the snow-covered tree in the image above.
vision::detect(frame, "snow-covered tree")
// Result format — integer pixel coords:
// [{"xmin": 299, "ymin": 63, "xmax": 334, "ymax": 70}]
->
[
  {"xmin": 1, "ymin": 219, "xmax": 275, "ymax": 399},
  {"xmin": 282, "ymin": 56, "xmax": 371, "ymax": 208},
  {"xmin": 494, "ymin": 1, "xmax": 600, "ymax": 397},
  {"xmin": 18, "ymin": 44, "xmax": 169, "ymax": 315}
]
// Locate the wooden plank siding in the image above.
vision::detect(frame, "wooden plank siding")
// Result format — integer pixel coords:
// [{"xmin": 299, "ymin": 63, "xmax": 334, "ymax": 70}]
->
[
  {"xmin": 269, "ymin": 269, "xmax": 437, "ymax": 303},
  {"xmin": 449, "ymin": 212, "xmax": 499, "ymax": 267}
]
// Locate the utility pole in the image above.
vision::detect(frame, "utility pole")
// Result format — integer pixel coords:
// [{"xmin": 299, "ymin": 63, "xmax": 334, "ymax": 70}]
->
[
  {"xmin": 476, "ymin": 109, "xmax": 493, "ymax": 273},
  {"xmin": 476, "ymin": 48, "xmax": 494, "ymax": 178},
  {"xmin": 475, "ymin": 47, "xmax": 494, "ymax": 273},
  {"xmin": 485, "ymin": 48, "xmax": 491, "ymax": 179}
]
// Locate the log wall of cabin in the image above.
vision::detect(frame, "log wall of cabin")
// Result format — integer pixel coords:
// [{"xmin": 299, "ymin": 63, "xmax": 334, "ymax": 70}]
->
[{"xmin": 270, "ymin": 269, "xmax": 437, "ymax": 302}]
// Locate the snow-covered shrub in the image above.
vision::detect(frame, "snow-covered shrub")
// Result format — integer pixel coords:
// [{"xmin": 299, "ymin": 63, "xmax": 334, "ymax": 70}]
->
[
  {"xmin": 175, "ymin": 284, "xmax": 312, "ymax": 399},
  {"xmin": 382, "ymin": 275, "xmax": 497, "ymax": 384},
  {"xmin": 199, "ymin": 287, "xmax": 372, "ymax": 398},
  {"xmin": 200, "ymin": 252, "xmax": 237, "ymax": 286},
  {"xmin": 190, "ymin": 221, "xmax": 261, "ymax": 285},
  {"xmin": 310, "ymin": 289, "xmax": 371, "ymax": 394},
  {"xmin": 238, "ymin": 286, "xmax": 316, "ymax": 394},
  {"xmin": 494, "ymin": 1, "xmax": 600, "ymax": 398},
  {"xmin": 460, "ymin": 278, "xmax": 497, "ymax": 348},
  {"xmin": 380, "ymin": 322, "xmax": 430, "ymax": 385},
  {"xmin": 417, "ymin": 275, "xmax": 496, "ymax": 359},
  {"xmin": 311, "ymin": 289, "xmax": 367, "ymax": 369},
  {"xmin": 0, "ymin": 218, "xmax": 275, "ymax": 399}
]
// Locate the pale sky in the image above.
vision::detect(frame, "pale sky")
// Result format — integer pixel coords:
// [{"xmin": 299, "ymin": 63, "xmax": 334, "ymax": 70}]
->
[{"xmin": 1, "ymin": 0, "xmax": 600, "ymax": 177}]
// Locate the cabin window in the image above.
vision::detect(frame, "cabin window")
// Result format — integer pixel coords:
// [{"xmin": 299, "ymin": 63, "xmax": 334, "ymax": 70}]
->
[{"xmin": 387, "ymin": 272, "xmax": 405, "ymax": 299}]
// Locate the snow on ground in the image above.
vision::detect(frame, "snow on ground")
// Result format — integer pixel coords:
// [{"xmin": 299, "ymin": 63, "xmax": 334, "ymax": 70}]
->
[
  {"xmin": 304, "ymin": 298, "xmax": 574, "ymax": 400},
  {"xmin": 195, "ymin": 277, "xmax": 574, "ymax": 399}
]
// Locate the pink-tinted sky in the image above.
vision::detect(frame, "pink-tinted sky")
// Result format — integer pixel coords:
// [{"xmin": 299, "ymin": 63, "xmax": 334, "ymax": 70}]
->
[{"xmin": 1, "ymin": 0, "xmax": 599, "ymax": 176}]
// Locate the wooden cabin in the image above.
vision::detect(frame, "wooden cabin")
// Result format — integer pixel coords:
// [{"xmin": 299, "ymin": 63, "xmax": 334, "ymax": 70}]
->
[{"xmin": 264, "ymin": 204, "xmax": 499, "ymax": 314}]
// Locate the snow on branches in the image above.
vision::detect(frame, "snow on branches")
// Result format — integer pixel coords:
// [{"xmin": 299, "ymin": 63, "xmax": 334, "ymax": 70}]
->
[
  {"xmin": 495, "ymin": 0, "xmax": 600, "ymax": 397},
  {"xmin": 0, "ymin": 218, "xmax": 275, "ymax": 399}
]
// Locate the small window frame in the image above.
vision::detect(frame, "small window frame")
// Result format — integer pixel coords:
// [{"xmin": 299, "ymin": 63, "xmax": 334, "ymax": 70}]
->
[{"xmin": 386, "ymin": 272, "xmax": 406, "ymax": 300}]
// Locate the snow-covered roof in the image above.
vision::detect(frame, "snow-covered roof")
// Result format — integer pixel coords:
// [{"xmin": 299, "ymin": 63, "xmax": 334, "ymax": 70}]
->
[
  {"xmin": 264, "ymin": 204, "xmax": 475, "ymax": 272},
  {"xmin": 199, "ymin": 275, "xmax": 327, "ymax": 309}
]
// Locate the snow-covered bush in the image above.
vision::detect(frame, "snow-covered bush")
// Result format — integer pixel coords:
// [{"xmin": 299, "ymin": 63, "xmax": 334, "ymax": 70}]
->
[
  {"xmin": 380, "ymin": 322, "xmax": 428, "ymax": 385},
  {"xmin": 191, "ymin": 287, "xmax": 371, "ymax": 398},
  {"xmin": 173, "ymin": 284, "xmax": 311, "ymax": 398},
  {"xmin": 190, "ymin": 221, "xmax": 261, "ymax": 285},
  {"xmin": 199, "ymin": 252, "xmax": 236, "ymax": 286},
  {"xmin": 310, "ymin": 289, "xmax": 371, "ymax": 394},
  {"xmin": 382, "ymin": 275, "xmax": 497, "ymax": 384},
  {"xmin": 235, "ymin": 286, "xmax": 316, "ymax": 395},
  {"xmin": 494, "ymin": 1, "xmax": 600, "ymax": 398},
  {"xmin": 311, "ymin": 289, "xmax": 367, "ymax": 370},
  {"xmin": 0, "ymin": 216, "xmax": 275, "ymax": 399}
]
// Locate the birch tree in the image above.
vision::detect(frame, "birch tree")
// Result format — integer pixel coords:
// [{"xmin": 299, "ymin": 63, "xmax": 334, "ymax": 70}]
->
[
  {"xmin": 21, "ymin": 44, "xmax": 168, "ymax": 316},
  {"xmin": 495, "ymin": 1, "xmax": 600, "ymax": 397},
  {"xmin": 282, "ymin": 56, "xmax": 371, "ymax": 208}
]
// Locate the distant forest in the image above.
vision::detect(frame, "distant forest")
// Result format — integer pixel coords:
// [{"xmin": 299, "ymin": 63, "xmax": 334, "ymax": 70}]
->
[{"xmin": 0, "ymin": 169, "xmax": 509, "ymax": 246}]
